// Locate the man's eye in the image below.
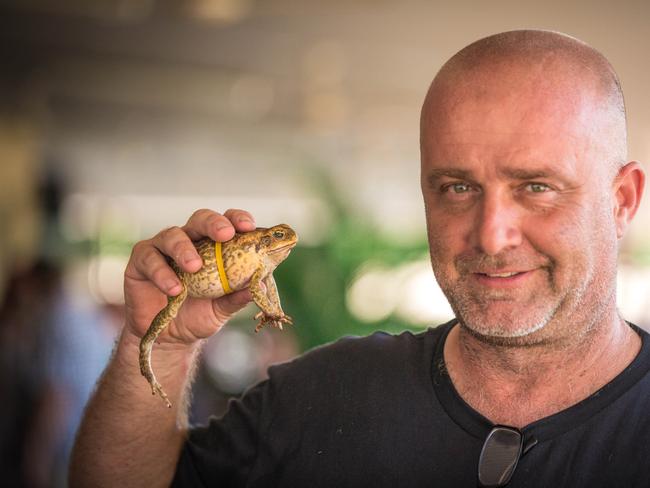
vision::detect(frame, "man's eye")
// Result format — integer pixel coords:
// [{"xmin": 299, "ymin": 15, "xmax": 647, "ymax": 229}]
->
[
  {"xmin": 444, "ymin": 183, "xmax": 471, "ymax": 193},
  {"xmin": 527, "ymin": 183, "xmax": 551, "ymax": 193}
]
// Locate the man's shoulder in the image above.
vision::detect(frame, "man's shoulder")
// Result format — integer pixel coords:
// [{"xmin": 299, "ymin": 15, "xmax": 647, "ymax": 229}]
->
[
  {"xmin": 302, "ymin": 328, "xmax": 428, "ymax": 359},
  {"xmin": 266, "ymin": 320, "xmax": 454, "ymax": 388}
]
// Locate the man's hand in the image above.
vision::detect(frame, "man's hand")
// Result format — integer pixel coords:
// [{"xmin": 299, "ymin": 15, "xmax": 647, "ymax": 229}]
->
[
  {"xmin": 123, "ymin": 208, "xmax": 257, "ymax": 346},
  {"xmin": 69, "ymin": 208, "xmax": 259, "ymax": 488}
]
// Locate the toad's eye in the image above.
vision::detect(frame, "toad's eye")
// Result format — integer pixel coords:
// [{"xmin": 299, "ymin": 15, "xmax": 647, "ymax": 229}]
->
[{"xmin": 273, "ymin": 230, "xmax": 285, "ymax": 239}]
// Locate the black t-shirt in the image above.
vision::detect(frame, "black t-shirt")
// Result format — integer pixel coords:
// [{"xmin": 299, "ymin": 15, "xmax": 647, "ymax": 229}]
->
[{"xmin": 173, "ymin": 320, "xmax": 650, "ymax": 487}]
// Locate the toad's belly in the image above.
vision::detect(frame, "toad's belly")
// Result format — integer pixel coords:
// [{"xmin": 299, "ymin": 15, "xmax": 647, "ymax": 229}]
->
[
  {"xmin": 183, "ymin": 238, "xmax": 254, "ymax": 298},
  {"xmin": 184, "ymin": 269, "xmax": 227, "ymax": 298},
  {"xmin": 182, "ymin": 239, "xmax": 228, "ymax": 299}
]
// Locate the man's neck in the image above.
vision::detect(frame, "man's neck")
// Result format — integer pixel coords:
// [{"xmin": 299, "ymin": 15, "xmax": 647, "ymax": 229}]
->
[{"xmin": 443, "ymin": 313, "xmax": 641, "ymax": 428}]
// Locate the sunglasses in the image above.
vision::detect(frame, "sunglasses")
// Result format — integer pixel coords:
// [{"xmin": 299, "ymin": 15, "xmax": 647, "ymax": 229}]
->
[{"xmin": 478, "ymin": 425, "xmax": 538, "ymax": 487}]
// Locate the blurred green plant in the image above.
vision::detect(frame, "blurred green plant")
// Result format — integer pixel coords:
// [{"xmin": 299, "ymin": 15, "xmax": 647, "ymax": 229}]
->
[
  {"xmin": 63, "ymin": 164, "xmax": 434, "ymax": 352},
  {"xmin": 273, "ymin": 166, "xmax": 430, "ymax": 351}
]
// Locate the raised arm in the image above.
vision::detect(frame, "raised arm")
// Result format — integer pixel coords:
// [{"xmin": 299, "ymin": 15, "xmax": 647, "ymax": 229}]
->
[{"xmin": 69, "ymin": 209, "xmax": 257, "ymax": 488}]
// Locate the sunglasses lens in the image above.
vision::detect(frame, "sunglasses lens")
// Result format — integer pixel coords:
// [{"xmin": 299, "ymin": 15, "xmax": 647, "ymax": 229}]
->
[{"xmin": 478, "ymin": 427, "xmax": 523, "ymax": 487}]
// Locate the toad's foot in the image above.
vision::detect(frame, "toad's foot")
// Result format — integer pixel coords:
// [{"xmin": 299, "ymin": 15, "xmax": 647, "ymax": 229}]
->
[
  {"xmin": 254, "ymin": 311, "xmax": 293, "ymax": 332},
  {"xmin": 151, "ymin": 380, "xmax": 172, "ymax": 409},
  {"xmin": 139, "ymin": 345, "xmax": 172, "ymax": 408},
  {"xmin": 139, "ymin": 365, "xmax": 172, "ymax": 408}
]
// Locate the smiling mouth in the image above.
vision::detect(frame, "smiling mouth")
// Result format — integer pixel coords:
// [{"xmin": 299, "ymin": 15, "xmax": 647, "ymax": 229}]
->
[
  {"xmin": 479, "ymin": 271, "xmax": 523, "ymax": 278},
  {"xmin": 472, "ymin": 270, "xmax": 534, "ymax": 286}
]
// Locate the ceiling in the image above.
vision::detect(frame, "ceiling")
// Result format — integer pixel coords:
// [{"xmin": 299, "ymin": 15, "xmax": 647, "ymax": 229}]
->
[{"xmin": 2, "ymin": 0, "xmax": 649, "ymax": 246}]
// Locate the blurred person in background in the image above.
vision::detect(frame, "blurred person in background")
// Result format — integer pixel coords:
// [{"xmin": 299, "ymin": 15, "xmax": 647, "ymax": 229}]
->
[
  {"xmin": 0, "ymin": 169, "xmax": 115, "ymax": 487},
  {"xmin": 70, "ymin": 30, "xmax": 650, "ymax": 487},
  {"xmin": 0, "ymin": 260, "xmax": 114, "ymax": 487}
]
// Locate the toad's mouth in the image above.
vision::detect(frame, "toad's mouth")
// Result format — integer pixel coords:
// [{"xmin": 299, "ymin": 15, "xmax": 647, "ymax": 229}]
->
[{"xmin": 268, "ymin": 242, "xmax": 297, "ymax": 254}]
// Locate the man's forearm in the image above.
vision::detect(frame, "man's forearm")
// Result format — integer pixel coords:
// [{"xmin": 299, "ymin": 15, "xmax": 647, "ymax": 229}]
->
[{"xmin": 69, "ymin": 329, "xmax": 202, "ymax": 488}]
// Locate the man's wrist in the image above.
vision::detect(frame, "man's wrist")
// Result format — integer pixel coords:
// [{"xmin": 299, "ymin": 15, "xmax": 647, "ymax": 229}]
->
[{"xmin": 116, "ymin": 325, "xmax": 203, "ymax": 383}]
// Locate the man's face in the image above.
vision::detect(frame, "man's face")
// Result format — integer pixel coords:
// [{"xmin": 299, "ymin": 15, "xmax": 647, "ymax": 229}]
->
[{"xmin": 420, "ymin": 65, "xmax": 619, "ymax": 343}]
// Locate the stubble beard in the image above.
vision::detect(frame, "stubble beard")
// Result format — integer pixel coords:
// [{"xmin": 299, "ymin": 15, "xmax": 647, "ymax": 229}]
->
[
  {"xmin": 431, "ymin": 250, "xmax": 592, "ymax": 346},
  {"xmin": 433, "ymin": 249, "xmax": 613, "ymax": 348},
  {"xmin": 444, "ymin": 272, "xmax": 565, "ymax": 345}
]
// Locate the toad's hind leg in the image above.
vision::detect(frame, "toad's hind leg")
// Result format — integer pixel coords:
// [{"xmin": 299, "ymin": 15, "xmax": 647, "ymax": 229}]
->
[{"xmin": 139, "ymin": 283, "xmax": 188, "ymax": 408}]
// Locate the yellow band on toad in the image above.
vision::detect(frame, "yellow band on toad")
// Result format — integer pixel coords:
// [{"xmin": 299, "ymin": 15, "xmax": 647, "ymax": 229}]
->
[{"xmin": 214, "ymin": 241, "xmax": 232, "ymax": 294}]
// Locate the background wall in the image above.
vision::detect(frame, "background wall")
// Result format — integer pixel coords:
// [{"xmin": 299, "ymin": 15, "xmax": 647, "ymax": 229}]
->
[
  {"xmin": 3, "ymin": 0, "xmax": 650, "ymax": 323},
  {"xmin": 1, "ymin": 1, "xmax": 649, "ymax": 485}
]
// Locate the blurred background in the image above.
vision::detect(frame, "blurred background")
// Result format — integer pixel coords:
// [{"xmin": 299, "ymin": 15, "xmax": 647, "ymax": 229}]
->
[{"xmin": 1, "ymin": 0, "xmax": 649, "ymax": 486}]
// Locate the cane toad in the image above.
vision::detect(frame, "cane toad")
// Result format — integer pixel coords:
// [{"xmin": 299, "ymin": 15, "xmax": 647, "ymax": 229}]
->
[{"xmin": 139, "ymin": 224, "xmax": 298, "ymax": 407}]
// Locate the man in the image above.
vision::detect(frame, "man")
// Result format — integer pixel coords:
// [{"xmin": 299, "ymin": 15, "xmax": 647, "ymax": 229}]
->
[{"xmin": 70, "ymin": 30, "xmax": 648, "ymax": 487}]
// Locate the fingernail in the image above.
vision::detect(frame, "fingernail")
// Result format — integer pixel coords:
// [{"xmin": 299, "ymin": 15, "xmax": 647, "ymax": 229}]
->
[
  {"xmin": 166, "ymin": 280, "xmax": 181, "ymax": 294},
  {"xmin": 182, "ymin": 251, "xmax": 200, "ymax": 265}
]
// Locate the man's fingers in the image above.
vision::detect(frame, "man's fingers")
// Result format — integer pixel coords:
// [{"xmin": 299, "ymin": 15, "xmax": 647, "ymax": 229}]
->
[
  {"xmin": 182, "ymin": 209, "xmax": 236, "ymax": 242},
  {"xmin": 127, "ymin": 224, "xmax": 202, "ymax": 296},
  {"xmin": 212, "ymin": 289, "xmax": 253, "ymax": 322},
  {"xmin": 150, "ymin": 226, "xmax": 202, "ymax": 273},
  {"xmin": 223, "ymin": 208, "xmax": 256, "ymax": 232},
  {"xmin": 180, "ymin": 209, "xmax": 256, "ymax": 244},
  {"xmin": 128, "ymin": 240, "xmax": 183, "ymax": 296}
]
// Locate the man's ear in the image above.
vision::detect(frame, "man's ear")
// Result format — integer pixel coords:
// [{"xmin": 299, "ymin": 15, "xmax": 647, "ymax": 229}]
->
[{"xmin": 613, "ymin": 161, "xmax": 645, "ymax": 238}]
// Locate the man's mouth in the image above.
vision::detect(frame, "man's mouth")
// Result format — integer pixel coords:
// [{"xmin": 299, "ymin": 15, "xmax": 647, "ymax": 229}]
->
[
  {"xmin": 479, "ymin": 271, "xmax": 522, "ymax": 278},
  {"xmin": 472, "ymin": 270, "xmax": 533, "ymax": 286}
]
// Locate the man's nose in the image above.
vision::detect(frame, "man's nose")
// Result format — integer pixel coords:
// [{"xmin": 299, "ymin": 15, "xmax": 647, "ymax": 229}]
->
[{"xmin": 473, "ymin": 193, "xmax": 523, "ymax": 256}]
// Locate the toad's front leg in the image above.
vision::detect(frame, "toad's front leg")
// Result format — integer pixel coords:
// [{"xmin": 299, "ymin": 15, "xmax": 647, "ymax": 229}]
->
[{"xmin": 249, "ymin": 269, "xmax": 292, "ymax": 332}]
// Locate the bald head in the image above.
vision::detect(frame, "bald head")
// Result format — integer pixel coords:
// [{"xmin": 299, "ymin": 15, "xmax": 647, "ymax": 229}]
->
[
  {"xmin": 419, "ymin": 30, "xmax": 645, "ymax": 346},
  {"xmin": 421, "ymin": 30, "xmax": 628, "ymax": 172}
]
